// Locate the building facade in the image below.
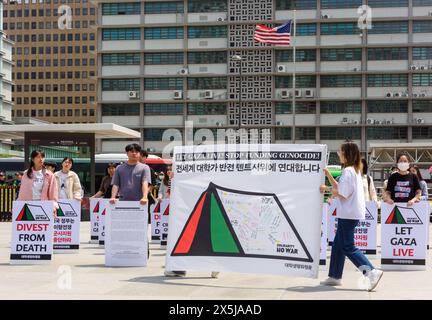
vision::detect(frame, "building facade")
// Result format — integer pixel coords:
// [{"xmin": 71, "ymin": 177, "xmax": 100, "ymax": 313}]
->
[
  {"xmin": 0, "ymin": 0, "xmax": 15, "ymax": 155},
  {"xmin": 94, "ymin": 0, "xmax": 432, "ymax": 160},
  {"xmin": 3, "ymin": 0, "xmax": 97, "ymax": 124}
]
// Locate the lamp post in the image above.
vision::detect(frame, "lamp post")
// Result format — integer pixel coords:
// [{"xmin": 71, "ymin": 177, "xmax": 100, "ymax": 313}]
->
[{"xmin": 232, "ymin": 55, "xmax": 242, "ymax": 131}]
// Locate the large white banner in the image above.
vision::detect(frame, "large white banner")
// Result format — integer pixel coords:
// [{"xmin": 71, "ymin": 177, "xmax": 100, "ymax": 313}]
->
[
  {"xmin": 97, "ymin": 199, "xmax": 110, "ymax": 246},
  {"xmin": 89, "ymin": 198, "xmax": 100, "ymax": 243},
  {"xmin": 320, "ymin": 204, "xmax": 328, "ymax": 265},
  {"xmin": 165, "ymin": 144, "xmax": 327, "ymax": 278},
  {"xmin": 10, "ymin": 201, "xmax": 54, "ymax": 264},
  {"xmin": 381, "ymin": 202, "xmax": 429, "ymax": 270},
  {"xmin": 54, "ymin": 199, "xmax": 81, "ymax": 253},
  {"xmin": 105, "ymin": 201, "xmax": 148, "ymax": 267}
]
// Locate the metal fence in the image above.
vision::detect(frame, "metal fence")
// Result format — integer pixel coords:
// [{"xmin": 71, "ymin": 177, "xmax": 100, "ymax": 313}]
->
[{"xmin": 0, "ymin": 186, "xmax": 18, "ymax": 222}]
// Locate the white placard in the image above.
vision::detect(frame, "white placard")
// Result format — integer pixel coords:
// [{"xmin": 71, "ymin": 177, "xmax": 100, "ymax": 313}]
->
[
  {"xmin": 89, "ymin": 198, "xmax": 100, "ymax": 243},
  {"xmin": 54, "ymin": 199, "xmax": 81, "ymax": 253},
  {"xmin": 98, "ymin": 199, "xmax": 110, "ymax": 246},
  {"xmin": 150, "ymin": 201, "xmax": 162, "ymax": 244},
  {"xmin": 161, "ymin": 200, "xmax": 170, "ymax": 247},
  {"xmin": 354, "ymin": 201, "xmax": 378, "ymax": 255},
  {"xmin": 166, "ymin": 144, "xmax": 326, "ymax": 278},
  {"xmin": 381, "ymin": 202, "xmax": 429, "ymax": 270},
  {"xmin": 326, "ymin": 199, "xmax": 338, "ymax": 245},
  {"xmin": 10, "ymin": 201, "xmax": 54, "ymax": 264},
  {"xmin": 105, "ymin": 201, "xmax": 148, "ymax": 267},
  {"xmin": 320, "ymin": 204, "xmax": 328, "ymax": 265}
]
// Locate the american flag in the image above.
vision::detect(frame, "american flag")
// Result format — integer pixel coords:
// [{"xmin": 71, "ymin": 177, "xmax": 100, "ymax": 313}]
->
[{"xmin": 254, "ymin": 20, "xmax": 292, "ymax": 46}]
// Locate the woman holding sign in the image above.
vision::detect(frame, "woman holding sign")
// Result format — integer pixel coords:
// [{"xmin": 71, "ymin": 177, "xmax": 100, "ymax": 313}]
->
[
  {"xmin": 320, "ymin": 141, "xmax": 383, "ymax": 291},
  {"xmin": 17, "ymin": 150, "xmax": 58, "ymax": 211}
]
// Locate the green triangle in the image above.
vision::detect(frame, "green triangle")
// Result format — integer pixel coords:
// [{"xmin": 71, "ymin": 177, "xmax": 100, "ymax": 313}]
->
[
  {"xmin": 210, "ymin": 193, "xmax": 240, "ymax": 253},
  {"xmin": 395, "ymin": 207, "xmax": 406, "ymax": 224},
  {"xmin": 57, "ymin": 206, "xmax": 65, "ymax": 217},
  {"xmin": 25, "ymin": 206, "xmax": 35, "ymax": 221}
]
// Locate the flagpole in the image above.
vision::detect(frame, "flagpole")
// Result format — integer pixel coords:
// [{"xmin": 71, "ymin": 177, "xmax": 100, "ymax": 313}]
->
[{"xmin": 292, "ymin": 10, "xmax": 297, "ymax": 144}]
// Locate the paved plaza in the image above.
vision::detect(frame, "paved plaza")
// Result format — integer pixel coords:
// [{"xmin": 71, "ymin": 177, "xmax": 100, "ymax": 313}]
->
[{"xmin": 0, "ymin": 222, "xmax": 431, "ymax": 300}]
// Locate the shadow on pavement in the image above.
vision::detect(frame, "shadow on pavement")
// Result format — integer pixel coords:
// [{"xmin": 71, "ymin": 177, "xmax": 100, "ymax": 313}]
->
[{"xmin": 287, "ymin": 285, "xmax": 364, "ymax": 293}]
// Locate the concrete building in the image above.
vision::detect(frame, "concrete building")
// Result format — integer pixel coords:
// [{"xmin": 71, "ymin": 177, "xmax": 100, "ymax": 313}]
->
[
  {"xmin": 3, "ymin": 0, "xmax": 98, "ymax": 124},
  {"xmin": 0, "ymin": 0, "xmax": 15, "ymax": 155},
  {"xmin": 93, "ymin": 0, "xmax": 432, "ymax": 161}
]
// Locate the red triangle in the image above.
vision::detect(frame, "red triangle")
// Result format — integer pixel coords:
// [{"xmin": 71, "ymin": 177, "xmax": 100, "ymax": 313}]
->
[
  {"xmin": 163, "ymin": 204, "xmax": 170, "ymax": 216},
  {"xmin": 93, "ymin": 201, "xmax": 99, "ymax": 213},
  {"xmin": 173, "ymin": 192, "xmax": 207, "ymax": 254},
  {"xmin": 101, "ymin": 209, "xmax": 106, "ymax": 216},
  {"xmin": 17, "ymin": 206, "xmax": 26, "ymax": 221},
  {"xmin": 332, "ymin": 209, "xmax": 337, "ymax": 216},
  {"xmin": 154, "ymin": 202, "xmax": 160, "ymax": 213}
]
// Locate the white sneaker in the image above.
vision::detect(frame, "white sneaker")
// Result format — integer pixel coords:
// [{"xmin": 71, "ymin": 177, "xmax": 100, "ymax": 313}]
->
[
  {"xmin": 211, "ymin": 272, "xmax": 220, "ymax": 278},
  {"xmin": 164, "ymin": 271, "xmax": 186, "ymax": 277},
  {"xmin": 367, "ymin": 269, "xmax": 383, "ymax": 292},
  {"xmin": 320, "ymin": 277, "xmax": 342, "ymax": 286}
]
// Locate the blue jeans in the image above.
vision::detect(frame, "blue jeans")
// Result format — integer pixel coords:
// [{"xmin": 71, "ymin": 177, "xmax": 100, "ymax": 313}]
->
[{"xmin": 329, "ymin": 218, "xmax": 375, "ymax": 280}]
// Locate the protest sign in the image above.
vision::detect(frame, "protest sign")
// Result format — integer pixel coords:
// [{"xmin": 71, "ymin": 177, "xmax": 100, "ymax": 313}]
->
[
  {"xmin": 161, "ymin": 200, "xmax": 170, "ymax": 247},
  {"xmin": 150, "ymin": 201, "xmax": 162, "ymax": 244},
  {"xmin": 90, "ymin": 198, "xmax": 100, "ymax": 243},
  {"xmin": 53, "ymin": 199, "xmax": 81, "ymax": 253}
]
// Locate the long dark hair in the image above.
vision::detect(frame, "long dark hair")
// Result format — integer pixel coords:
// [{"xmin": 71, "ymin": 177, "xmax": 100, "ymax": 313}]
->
[
  {"xmin": 27, "ymin": 150, "xmax": 45, "ymax": 179},
  {"xmin": 411, "ymin": 165, "xmax": 424, "ymax": 181},
  {"xmin": 162, "ymin": 166, "xmax": 172, "ymax": 186},
  {"xmin": 340, "ymin": 141, "xmax": 362, "ymax": 174},
  {"xmin": 105, "ymin": 163, "xmax": 117, "ymax": 176},
  {"xmin": 361, "ymin": 158, "xmax": 368, "ymax": 175}
]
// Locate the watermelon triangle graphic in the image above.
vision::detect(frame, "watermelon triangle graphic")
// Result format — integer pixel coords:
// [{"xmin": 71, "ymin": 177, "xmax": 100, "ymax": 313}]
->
[
  {"xmin": 171, "ymin": 183, "xmax": 313, "ymax": 263},
  {"xmin": 154, "ymin": 202, "xmax": 160, "ymax": 213},
  {"xmin": 16, "ymin": 204, "xmax": 35, "ymax": 221},
  {"xmin": 332, "ymin": 208, "xmax": 337, "ymax": 216},
  {"xmin": 365, "ymin": 208, "xmax": 374, "ymax": 220},
  {"xmin": 57, "ymin": 206, "xmax": 65, "ymax": 217},
  {"xmin": 93, "ymin": 201, "xmax": 99, "ymax": 213},
  {"xmin": 385, "ymin": 206, "xmax": 406, "ymax": 224},
  {"xmin": 163, "ymin": 204, "xmax": 170, "ymax": 216},
  {"xmin": 101, "ymin": 208, "xmax": 106, "ymax": 216}
]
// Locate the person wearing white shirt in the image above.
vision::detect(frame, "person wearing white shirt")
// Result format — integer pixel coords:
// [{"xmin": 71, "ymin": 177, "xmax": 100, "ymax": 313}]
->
[{"xmin": 320, "ymin": 141, "xmax": 383, "ymax": 291}]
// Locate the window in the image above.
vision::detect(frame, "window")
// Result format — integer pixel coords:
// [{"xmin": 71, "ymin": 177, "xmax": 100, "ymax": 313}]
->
[
  {"xmin": 145, "ymin": 52, "xmax": 183, "ymax": 65},
  {"xmin": 102, "ymin": 28, "xmax": 141, "ymax": 40},
  {"xmin": 321, "ymin": 101, "xmax": 362, "ymax": 113},
  {"xmin": 102, "ymin": 3, "xmax": 141, "ymax": 15},
  {"xmin": 413, "ymin": 127, "xmax": 432, "ymax": 139},
  {"xmin": 367, "ymin": 74, "xmax": 408, "ymax": 87},
  {"xmin": 367, "ymin": 0, "xmax": 408, "ymax": 6},
  {"xmin": 187, "ymin": 103, "xmax": 226, "ymax": 115},
  {"xmin": 276, "ymin": 49, "xmax": 316, "ymax": 62},
  {"xmin": 368, "ymin": 21, "xmax": 408, "ymax": 34},
  {"xmin": 321, "ymin": 75, "xmax": 362, "ymax": 87},
  {"xmin": 413, "ymin": 0, "xmax": 432, "ymax": 5},
  {"xmin": 144, "ymin": 129, "xmax": 169, "ymax": 141},
  {"xmin": 367, "ymin": 127, "xmax": 407, "ymax": 139},
  {"xmin": 187, "ymin": 77, "xmax": 227, "ymax": 90},
  {"xmin": 413, "ymin": 47, "xmax": 432, "ymax": 60},
  {"xmin": 413, "ymin": 21, "xmax": 432, "ymax": 33},
  {"xmin": 275, "ymin": 102, "xmax": 316, "ymax": 114},
  {"xmin": 102, "ymin": 53, "xmax": 141, "ymax": 65},
  {"xmin": 102, "ymin": 79, "xmax": 140, "ymax": 91},
  {"xmin": 188, "ymin": 51, "xmax": 227, "ymax": 64},
  {"xmin": 413, "ymin": 74, "xmax": 432, "ymax": 86},
  {"xmin": 321, "ymin": 23, "xmax": 358, "ymax": 35},
  {"xmin": 144, "ymin": 1, "xmax": 183, "ymax": 14},
  {"xmin": 145, "ymin": 103, "xmax": 183, "ymax": 115},
  {"xmin": 275, "ymin": 128, "xmax": 292, "ymax": 140},
  {"xmin": 368, "ymin": 47, "xmax": 408, "ymax": 60},
  {"xmin": 413, "ymin": 100, "xmax": 432, "ymax": 113},
  {"xmin": 296, "ymin": 127, "xmax": 315, "ymax": 140},
  {"xmin": 296, "ymin": 23, "xmax": 316, "ymax": 36},
  {"xmin": 144, "ymin": 78, "xmax": 183, "ymax": 90},
  {"xmin": 188, "ymin": 0, "xmax": 227, "ymax": 13},
  {"xmin": 276, "ymin": 0, "xmax": 316, "ymax": 10},
  {"xmin": 367, "ymin": 101, "xmax": 408, "ymax": 113},
  {"xmin": 188, "ymin": 26, "xmax": 227, "ymax": 38},
  {"xmin": 321, "ymin": 48, "xmax": 362, "ymax": 61},
  {"xmin": 321, "ymin": 0, "xmax": 362, "ymax": 9},
  {"xmin": 321, "ymin": 127, "xmax": 361, "ymax": 139},
  {"xmin": 145, "ymin": 27, "xmax": 183, "ymax": 40},
  {"xmin": 276, "ymin": 76, "xmax": 316, "ymax": 88},
  {"xmin": 101, "ymin": 104, "xmax": 140, "ymax": 116}
]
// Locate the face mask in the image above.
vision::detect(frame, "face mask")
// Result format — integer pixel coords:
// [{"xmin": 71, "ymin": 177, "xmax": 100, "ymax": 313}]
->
[
  {"xmin": 159, "ymin": 175, "xmax": 164, "ymax": 179},
  {"xmin": 397, "ymin": 162, "xmax": 410, "ymax": 171}
]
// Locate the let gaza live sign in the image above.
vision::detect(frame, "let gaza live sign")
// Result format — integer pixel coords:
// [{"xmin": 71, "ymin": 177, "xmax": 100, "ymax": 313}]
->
[{"xmin": 10, "ymin": 201, "xmax": 54, "ymax": 264}]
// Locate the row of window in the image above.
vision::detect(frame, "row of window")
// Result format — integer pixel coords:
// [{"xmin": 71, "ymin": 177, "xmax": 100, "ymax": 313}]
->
[
  {"xmin": 14, "ymin": 83, "xmax": 96, "ymax": 93},
  {"xmin": 276, "ymin": 0, "xmax": 432, "ymax": 9},
  {"xmin": 103, "ymin": 52, "xmax": 226, "ymax": 65},
  {"xmin": 15, "ymin": 58, "xmax": 95, "ymax": 68},
  {"xmin": 102, "ymin": 1, "xmax": 227, "ymax": 15},
  {"xmin": 101, "ymin": 103, "xmax": 227, "ymax": 116},
  {"xmin": 100, "ymin": 100, "xmax": 432, "ymax": 116},
  {"xmin": 5, "ymin": 0, "xmax": 89, "ymax": 4},
  {"xmin": 13, "ymin": 108, "xmax": 96, "ymax": 118},
  {"xmin": 3, "ymin": 7, "xmax": 96, "ymax": 17},
  {"xmin": 15, "ymin": 96, "xmax": 95, "ymax": 105},
  {"xmin": 13, "ymin": 46, "xmax": 96, "ymax": 56},
  {"xmin": 14, "ymin": 71, "xmax": 96, "ymax": 80},
  {"xmin": 3, "ymin": 20, "xmax": 96, "ymax": 30},
  {"xmin": 9, "ymin": 33, "xmax": 95, "ymax": 42}
]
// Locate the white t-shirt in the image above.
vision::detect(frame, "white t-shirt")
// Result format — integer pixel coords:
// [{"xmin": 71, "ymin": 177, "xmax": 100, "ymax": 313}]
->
[
  {"xmin": 59, "ymin": 171, "xmax": 69, "ymax": 199},
  {"xmin": 32, "ymin": 170, "xmax": 44, "ymax": 200},
  {"xmin": 336, "ymin": 166, "xmax": 365, "ymax": 220}
]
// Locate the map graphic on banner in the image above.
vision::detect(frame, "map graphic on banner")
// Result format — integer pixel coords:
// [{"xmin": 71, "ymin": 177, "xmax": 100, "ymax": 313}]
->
[
  {"xmin": 385, "ymin": 206, "xmax": 423, "ymax": 225},
  {"xmin": 57, "ymin": 202, "xmax": 78, "ymax": 217},
  {"xmin": 54, "ymin": 200, "xmax": 81, "ymax": 252},
  {"xmin": 17, "ymin": 204, "xmax": 50, "ymax": 221},
  {"xmin": 171, "ymin": 183, "xmax": 313, "ymax": 263}
]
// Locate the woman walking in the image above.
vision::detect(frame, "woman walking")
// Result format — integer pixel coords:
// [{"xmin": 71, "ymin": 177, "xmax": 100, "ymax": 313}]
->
[{"xmin": 54, "ymin": 157, "xmax": 82, "ymax": 200}]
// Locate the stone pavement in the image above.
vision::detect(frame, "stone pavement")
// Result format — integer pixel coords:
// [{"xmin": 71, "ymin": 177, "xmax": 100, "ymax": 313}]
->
[{"xmin": 0, "ymin": 222, "xmax": 431, "ymax": 300}]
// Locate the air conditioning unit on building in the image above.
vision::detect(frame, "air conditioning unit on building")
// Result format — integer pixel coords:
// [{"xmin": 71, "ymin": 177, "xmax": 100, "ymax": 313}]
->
[
  {"xmin": 276, "ymin": 121, "xmax": 284, "ymax": 126},
  {"xmin": 179, "ymin": 67, "xmax": 188, "ymax": 75},
  {"xmin": 173, "ymin": 90, "xmax": 183, "ymax": 100},
  {"xmin": 420, "ymin": 65, "xmax": 427, "ymax": 70},
  {"xmin": 353, "ymin": 120, "xmax": 359, "ymax": 125},
  {"xmin": 385, "ymin": 120, "xmax": 392, "ymax": 125},
  {"xmin": 305, "ymin": 89, "xmax": 315, "ymax": 98},
  {"xmin": 295, "ymin": 89, "xmax": 302, "ymax": 98},
  {"xmin": 341, "ymin": 117, "xmax": 349, "ymax": 124},
  {"xmin": 412, "ymin": 93, "xmax": 420, "ymax": 98},
  {"xmin": 367, "ymin": 118, "xmax": 374, "ymax": 125},
  {"xmin": 204, "ymin": 90, "xmax": 214, "ymax": 99},
  {"xmin": 353, "ymin": 67, "xmax": 360, "ymax": 71},
  {"xmin": 215, "ymin": 121, "xmax": 224, "ymax": 126},
  {"xmin": 410, "ymin": 65, "xmax": 419, "ymax": 70},
  {"xmin": 217, "ymin": 17, "xmax": 226, "ymax": 21},
  {"xmin": 416, "ymin": 118, "xmax": 425, "ymax": 124},
  {"xmin": 394, "ymin": 92, "xmax": 403, "ymax": 98},
  {"xmin": 386, "ymin": 92, "xmax": 394, "ymax": 98},
  {"xmin": 420, "ymin": 93, "xmax": 427, "ymax": 97},
  {"xmin": 374, "ymin": 119, "xmax": 381, "ymax": 124},
  {"xmin": 280, "ymin": 89, "xmax": 290, "ymax": 99},
  {"xmin": 321, "ymin": 14, "xmax": 331, "ymax": 19},
  {"xmin": 402, "ymin": 92, "xmax": 409, "ymax": 97},
  {"xmin": 128, "ymin": 91, "xmax": 139, "ymax": 99},
  {"xmin": 277, "ymin": 65, "xmax": 287, "ymax": 72},
  {"xmin": 428, "ymin": 11, "xmax": 432, "ymax": 16}
]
